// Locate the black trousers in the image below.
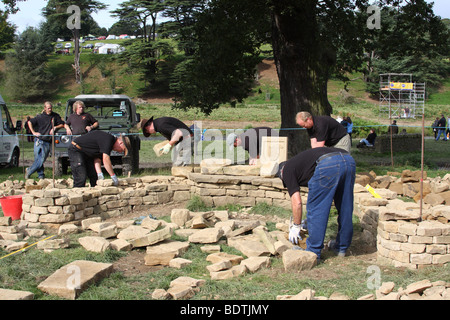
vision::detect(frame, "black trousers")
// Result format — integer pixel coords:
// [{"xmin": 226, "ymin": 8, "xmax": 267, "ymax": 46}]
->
[{"xmin": 68, "ymin": 146, "xmax": 98, "ymax": 188}]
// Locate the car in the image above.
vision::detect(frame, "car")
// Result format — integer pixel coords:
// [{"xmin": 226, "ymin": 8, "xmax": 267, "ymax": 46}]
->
[
  {"xmin": 0, "ymin": 94, "xmax": 21, "ymax": 168},
  {"xmin": 97, "ymin": 36, "xmax": 106, "ymax": 40},
  {"xmin": 54, "ymin": 95, "xmax": 141, "ymax": 176},
  {"xmin": 65, "ymin": 43, "xmax": 72, "ymax": 48},
  {"xmin": 55, "ymin": 43, "xmax": 63, "ymax": 49},
  {"xmin": 83, "ymin": 44, "xmax": 94, "ymax": 49},
  {"xmin": 55, "ymin": 49, "xmax": 70, "ymax": 55}
]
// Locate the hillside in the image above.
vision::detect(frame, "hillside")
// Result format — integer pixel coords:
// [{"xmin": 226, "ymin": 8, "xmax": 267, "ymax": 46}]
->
[{"xmin": 0, "ymin": 48, "xmax": 449, "ymax": 131}]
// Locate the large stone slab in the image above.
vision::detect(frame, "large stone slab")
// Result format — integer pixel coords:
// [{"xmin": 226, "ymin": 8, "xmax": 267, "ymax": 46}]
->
[
  {"xmin": 0, "ymin": 288, "xmax": 34, "ymax": 300},
  {"xmin": 227, "ymin": 234, "xmax": 271, "ymax": 257},
  {"xmin": 37, "ymin": 260, "xmax": 113, "ymax": 300},
  {"xmin": 145, "ymin": 240, "xmax": 190, "ymax": 266},
  {"xmin": 129, "ymin": 226, "xmax": 173, "ymax": 248},
  {"xmin": 188, "ymin": 227, "xmax": 224, "ymax": 244}
]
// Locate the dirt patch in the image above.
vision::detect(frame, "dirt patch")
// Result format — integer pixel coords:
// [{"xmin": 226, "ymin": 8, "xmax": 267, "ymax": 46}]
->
[{"xmin": 113, "ymin": 250, "xmax": 163, "ymax": 277}]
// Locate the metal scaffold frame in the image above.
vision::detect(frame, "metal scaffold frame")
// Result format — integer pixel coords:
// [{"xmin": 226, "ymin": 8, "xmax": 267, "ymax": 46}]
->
[{"xmin": 379, "ymin": 73, "xmax": 426, "ymax": 119}]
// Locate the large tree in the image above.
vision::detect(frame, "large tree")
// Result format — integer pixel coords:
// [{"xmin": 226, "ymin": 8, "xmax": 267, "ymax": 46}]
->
[
  {"xmin": 170, "ymin": 0, "xmax": 372, "ymax": 154},
  {"xmin": 365, "ymin": 2, "xmax": 450, "ymax": 96},
  {"xmin": 42, "ymin": 0, "xmax": 106, "ymax": 83},
  {"xmin": 4, "ymin": 26, "xmax": 54, "ymax": 101},
  {"xmin": 113, "ymin": 0, "xmax": 169, "ymax": 90},
  {"xmin": 170, "ymin": 0, "xmax": 449, "ymax": 155},
  {"xmin": 0, "ymin": 9, "xmax": 15, "ymax": 50}
]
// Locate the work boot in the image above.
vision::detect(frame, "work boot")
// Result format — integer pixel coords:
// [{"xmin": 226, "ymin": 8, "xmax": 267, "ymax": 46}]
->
[{"xmin": 327, "ymin": 240, "xmax": 346, "ymax": 257}]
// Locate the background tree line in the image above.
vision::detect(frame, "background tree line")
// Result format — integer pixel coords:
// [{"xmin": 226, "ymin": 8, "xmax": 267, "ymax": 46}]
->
[{"xmin": 1, "ymin": 0, "xmax": 449, "ymax": 154}]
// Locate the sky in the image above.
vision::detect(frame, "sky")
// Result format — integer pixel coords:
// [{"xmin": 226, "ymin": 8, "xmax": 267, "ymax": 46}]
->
[{"xmin": 2, "ymin": 0, "xmax": 450, "ymax": 34}]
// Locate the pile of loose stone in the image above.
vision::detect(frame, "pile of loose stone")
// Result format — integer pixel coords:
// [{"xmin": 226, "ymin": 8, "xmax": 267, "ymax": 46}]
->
[{"xmin": 277, "ymin": 279, "xmax": 450, "ymax": 300}]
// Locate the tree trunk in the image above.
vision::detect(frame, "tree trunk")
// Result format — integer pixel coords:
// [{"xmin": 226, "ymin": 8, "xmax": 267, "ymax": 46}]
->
[
  {"xmin": 73, "ymin": 28, "xmax": 82, "ymax": 84},
  {"xmin": 271, "ymin": 0, "xmax": 335, "ymax": 157}
]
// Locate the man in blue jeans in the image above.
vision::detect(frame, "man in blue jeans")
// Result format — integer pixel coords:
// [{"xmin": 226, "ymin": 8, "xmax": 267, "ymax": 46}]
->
[
  {"xmin": 277, "ymin": 147, "xmax": 356, "ymax": 260},
  {"xmin": 26, "ymin": 102, "xmax": 64, "ymax": 179}
]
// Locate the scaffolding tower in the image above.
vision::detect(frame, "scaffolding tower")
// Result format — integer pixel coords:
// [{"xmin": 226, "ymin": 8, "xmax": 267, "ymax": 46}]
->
[{"xmin": 379, "ymin": 73, "xmax": 425, "ymax": 119}]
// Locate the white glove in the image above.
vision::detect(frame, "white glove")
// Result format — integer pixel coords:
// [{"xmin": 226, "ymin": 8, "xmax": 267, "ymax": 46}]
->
[
  {"xmin": 97, "ymin": 172, "xmax": 104, "ymax": 180},
  {"xmin": 289, "ymin": 224, "xmax": 302, "ymax": 245},
  {"xmin": 111, "ymin": 174, "xmax": 119, "ymax": 186},
  {"xmin": 160, "ymin": 143, "xmax": 172, "ymax": 155}
]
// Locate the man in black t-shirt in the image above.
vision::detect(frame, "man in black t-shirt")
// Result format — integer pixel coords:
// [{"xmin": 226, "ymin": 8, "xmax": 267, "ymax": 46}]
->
[
  {"xmin": 26, "ymin": 102, "xmax": 65, "ymax": 179},
  {"xmin": 140, "ymin": 116, "xmax": 193, "ymax": 165},
  {"xmin": 296, "ymin": 112, "xmax": 351, "ymax": 153},
  {"xmin": 277, "ymin": 147, "xmax": 356, "ymax": 260},
  {"xmin": 226, "ymin": 127, "xmax": 276, "ymax": 165},
  {"xmin": 69, "ymin": 130, "xmax": 130, "ymax": 187},
  {"xmin": 64, "ymin": 100, "xmax": 99, "ymax": 135}
]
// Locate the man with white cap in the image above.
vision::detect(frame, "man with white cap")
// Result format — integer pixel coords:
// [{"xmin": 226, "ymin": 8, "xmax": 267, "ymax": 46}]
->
[{"xmin": 226, "ymin": 127, "xmax": 276, "ymax": 165}]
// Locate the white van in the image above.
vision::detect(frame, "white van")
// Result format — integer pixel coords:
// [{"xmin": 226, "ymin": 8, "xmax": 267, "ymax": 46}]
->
[{"xmin": 0, "ymin": 94, "xmax": 21, "ymax": 167}]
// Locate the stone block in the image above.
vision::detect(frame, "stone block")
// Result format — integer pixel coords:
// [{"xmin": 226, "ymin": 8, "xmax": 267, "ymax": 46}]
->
[
  {"xmin": 240, "ymin": 256, "xmax": 271, "ymax": 272},
  {"xmin": 0, "ymin": 288, "xmax": 34, "ymax": 300},
  {"xmin": 130, "ymin": 227, "xmax": 173, "ymax": 248},
  {"xmin": 282, "ymin": 249, "xmax": 317, "ymax": 271},
  {"xmin": 188, "ymin": 227, "xmax": 224, "ymax": 244},
  {"xmin": 37, "ymin": 260, "xmax": 113, "ymax": 300},
  {"xmin": 78, "ymin": 236, "xmax": 111, "ymax": 253},
  {"xmin": 227, "ymin": 234, "xmax": 271, "ymax": 257},
  {"xmin": 110, "ymin": 238, "xmax": 132, "ymax": 251}
]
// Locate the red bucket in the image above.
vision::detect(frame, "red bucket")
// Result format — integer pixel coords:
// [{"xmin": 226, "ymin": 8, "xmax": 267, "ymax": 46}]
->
[{"xmin": 0, "ymin": 195, "xmax": 23, "ymax": 221}]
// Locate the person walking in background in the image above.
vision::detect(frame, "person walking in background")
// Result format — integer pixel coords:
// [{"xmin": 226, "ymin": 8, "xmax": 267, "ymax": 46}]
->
[
  {"xmin": 446, "ymin": 115, "xmax": 450, "ymax": 140},
  {"xmin": 26, "ymin": 102, "xmax": 65, "ymax": 179},
  {"xmin": 432, "ymin": 117, "xmax": 439, "ymax": 139},
  {"xmin": 436, "ymin": 114, "xmax": 447, "ymax": 141}
]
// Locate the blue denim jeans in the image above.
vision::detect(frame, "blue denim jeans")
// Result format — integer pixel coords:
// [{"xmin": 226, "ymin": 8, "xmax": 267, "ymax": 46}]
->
[
  {"xmin": 28, "ymin": 138, "xmax": 51, "ymax": 179},
  {"xmin": 306, "ymin": 153, "xmax": 356, "ymax": 258},
  {"xmin": 436, "ymin": 129, "xmax": 447, "ymax": 141}
]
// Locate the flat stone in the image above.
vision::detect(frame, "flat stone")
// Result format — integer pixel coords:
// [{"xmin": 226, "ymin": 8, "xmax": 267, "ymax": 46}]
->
[
  {"xmin": 404, "ymin": 279, "xmax": 432, "ymax": 295},
  {"xmin": 227, "ymin": 234, "xmax": 271, "ymax": 257},
  {"xmin": 130, "ymin": 227, "xmax": 173, "ymax": 248},
  {"xmin": 282, "ymin": 249, "xmax": 317, "ymax": 271},
  {"xmin": 188, "ymin": 227, "xmax": 224, "ymax": 244},
  {"xmin": 116, "ymin": 225, "xmax": 150, "ymax": 241},
  {"xmin": 145, "ymin": 240, "xmax": 190, "ymax": 266},
  {"xmin": 37, "ymin": 260, "xmax": 113, "ymax": 300},
  {"xmin": 240, "ymin": 256, "xmax": 271, "ymax": 272},
  {"xmin": 0, "ymin": 288, "xmax": 34, "ymax": 300},
  {"xmin": 78, "ymin": 236, "xmax": 111, "ymax": 253}
]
